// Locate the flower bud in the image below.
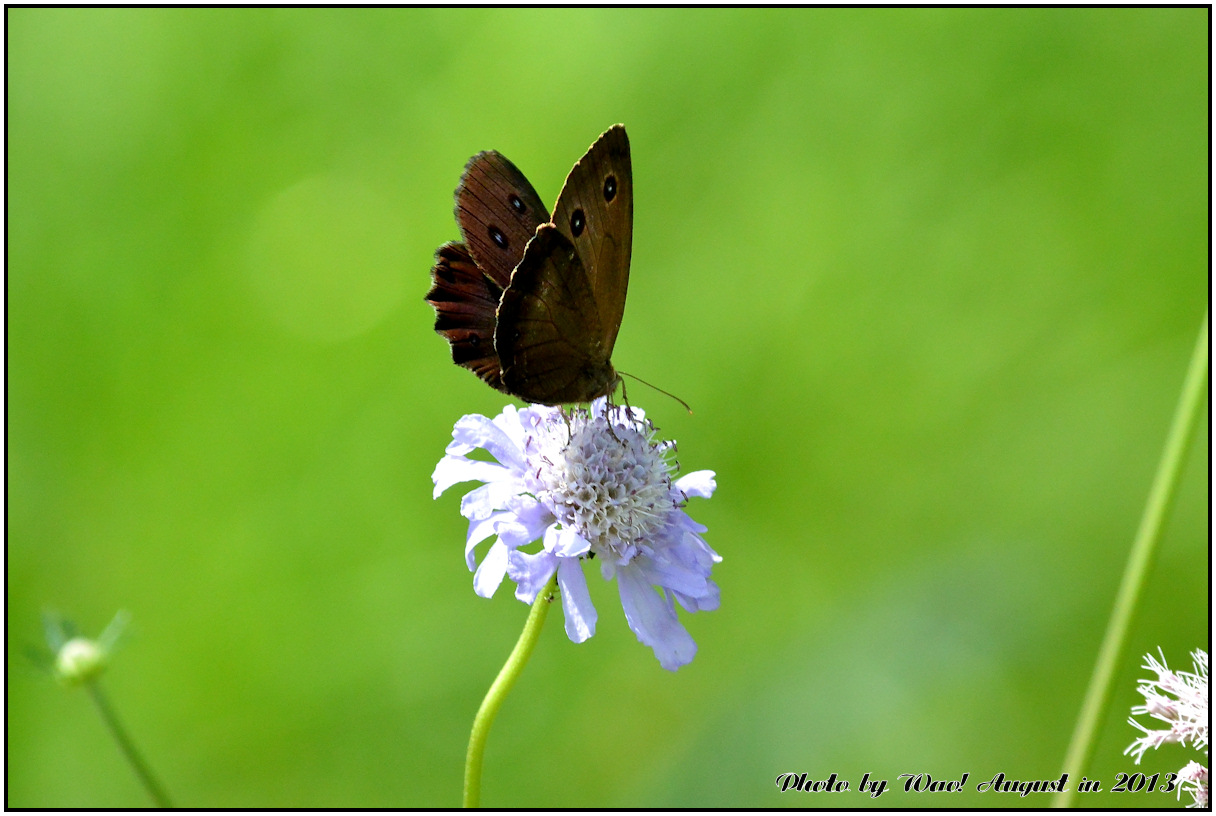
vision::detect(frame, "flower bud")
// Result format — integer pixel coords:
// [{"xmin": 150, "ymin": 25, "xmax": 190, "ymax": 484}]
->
[{"xmin": 54, "ymin": 637, "xmax": 107, "ymax": 686}]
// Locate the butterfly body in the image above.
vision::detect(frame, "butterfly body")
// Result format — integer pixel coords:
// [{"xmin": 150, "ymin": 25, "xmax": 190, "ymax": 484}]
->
[{"xmin": 427, "ymin": 125, "xmax": 632, "ymax": 405}]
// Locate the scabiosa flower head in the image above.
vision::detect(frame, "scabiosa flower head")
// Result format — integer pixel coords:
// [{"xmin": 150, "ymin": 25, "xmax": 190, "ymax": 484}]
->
[
  {"xmin": 1125, "ymin": 648, "xmax": 1208, "ymax": 808},
  {"xmin": 433, "ymin": 398, "xmax": 719, "ymax": 671}
]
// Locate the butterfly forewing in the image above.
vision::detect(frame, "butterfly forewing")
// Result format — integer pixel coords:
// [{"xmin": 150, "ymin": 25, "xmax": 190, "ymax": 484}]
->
[
  {"xmin": 496, "ymin": 225, "xmax": 617, "ymax": 404},
  {"xmin": 550, "ymin": 124, "xmax": 633, "ymax": 355},
  {"xmin": 456, "ymin": 151, "xmax": 550, "ymax": 288}
]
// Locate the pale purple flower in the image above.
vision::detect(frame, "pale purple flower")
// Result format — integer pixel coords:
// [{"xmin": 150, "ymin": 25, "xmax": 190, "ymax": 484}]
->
[
  {"xmin": 1125, "ymin": 648, "xmax": 1208, "ymax": 808},
  {"xmin": 433, "ymin": 398, "xmax": 719, "ymax": 671}
]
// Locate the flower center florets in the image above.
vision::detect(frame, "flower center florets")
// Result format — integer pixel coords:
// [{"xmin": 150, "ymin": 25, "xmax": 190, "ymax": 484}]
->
[{"xmin": 527, "ymin": 406, "xmax": 676, "ymax": 562}]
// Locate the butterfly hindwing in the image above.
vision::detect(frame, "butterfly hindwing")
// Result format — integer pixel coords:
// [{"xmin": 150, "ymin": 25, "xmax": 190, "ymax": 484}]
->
[{"xmin": 426, "ymin": 242, "xmax": 508, "ymax": 392}]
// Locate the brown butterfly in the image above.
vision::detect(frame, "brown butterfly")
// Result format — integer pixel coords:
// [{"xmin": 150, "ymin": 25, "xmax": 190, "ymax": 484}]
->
[{"xmin": 426, "ymin": 125, "xmax": 632, "ymax": 405}]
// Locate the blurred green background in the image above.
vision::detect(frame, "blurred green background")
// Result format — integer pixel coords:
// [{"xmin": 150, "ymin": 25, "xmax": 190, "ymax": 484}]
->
[{"xmin": 7, "ymin": 8, "xmax": 1208, "ymax": 808}]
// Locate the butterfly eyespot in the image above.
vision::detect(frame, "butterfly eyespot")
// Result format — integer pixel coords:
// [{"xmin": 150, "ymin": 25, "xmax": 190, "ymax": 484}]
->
[
  {"xmin": 488, "ymin": 226, "xmax": 508, "ymax": 250},
  {"xmin": 469, "ymin": 335, "xmax": 481, "ymax": 348},
  {"xmin": 570, "ymin": 209, "xmax": 585, "ymax": 237},
  {"xmin": 509, "ymin": 194, "xmax": 526, "ymax": 214},
  {"xmin": 603, "ymin": 175, "xmax": 617, "ymax": 202}
]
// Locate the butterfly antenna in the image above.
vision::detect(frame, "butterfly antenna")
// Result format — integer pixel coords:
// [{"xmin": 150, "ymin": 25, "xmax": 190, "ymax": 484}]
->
[
  {"xmin": 614, "ymin": 375, "xmax": 637, "ymax": 426},
  {"xmin": 617, "ymin": 371, "xmax": 692, "ymax": 414}
]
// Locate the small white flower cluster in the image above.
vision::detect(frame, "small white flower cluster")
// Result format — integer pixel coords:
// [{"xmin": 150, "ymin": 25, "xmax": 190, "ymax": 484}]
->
[{"xmin": 1125, "ymin": 648, "xmax": 1208, "ymax": 808}]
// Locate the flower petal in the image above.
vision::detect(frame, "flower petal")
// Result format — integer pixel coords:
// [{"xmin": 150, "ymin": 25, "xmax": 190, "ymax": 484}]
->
[
  {"xmin": 617, "ymin": 566, "xmax": 697, "ymax": 671},
  {"xmin": 675, "ymin": 470, "xmax": 716, "ymax": 500},
  {"xmin": 432, "ymin": 456, "xmax": 511, "ymax": 499},
  {"xmin": 448, "ymin": 412, "xmax": 527, "ymax": 472},
  {"xmin": 557, "ymin": 558, "xmax": 597, "ymax": 643},
  {"xmin": 508, "ymin": 548, "xmax": 558, "ymax": 604},
  {"xmin": 672, "ymin": 579, "xmax": 720, "ymax": 613},
  {"xmin": 634, "ymin": 552, "xmax": 710, "ymax": 601},
  {"xmin": 545, "ymin": 524, "xmax": 591, "ymax": 558},
  {"xmin": 473, "ymin": 538, "xmax": 509, "ymax": 598},
  {"xmin": 491, "ymin": 404, "xmax": 528, "ymax": 452},
  {"xmin": 681, "ymin": 527, "xmax": 723, "ymax": 565},
  {"xmin": 465, "ymin": 511, "xmax": 510, "ymax": 570},
  {"xmin": 459, "ymin": 478, "xmax": 525, "ymax": 521},
  {"xmin": 502, "ymin": 495, "xmax": 554, "ymax": 542}
]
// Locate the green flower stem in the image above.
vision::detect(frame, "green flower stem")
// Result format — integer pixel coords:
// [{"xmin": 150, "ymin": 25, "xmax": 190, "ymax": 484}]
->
[
  {"xmin": 86, "ymin": 681, "xmax": 173, "ymax": 808},
  {"xmin": 464, "ymin": 573, "xmax": 559, "ymax": 809},
  {"xmin": 1054, "ymin": 312, "xmax": 1209, "ymax": 809}
]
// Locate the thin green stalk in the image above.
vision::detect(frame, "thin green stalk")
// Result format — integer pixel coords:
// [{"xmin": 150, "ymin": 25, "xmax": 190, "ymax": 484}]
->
[
  {"xmin": 464, "ymin": 573, "xmax": 559, "ymax": 808},
  {"xmin": 1054, "ymin": 312, "xmax": 1208, "ymax": 808},
  {"xmin": 86, "ymin": 682, "xmax": 173, "ymax": 808}
]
